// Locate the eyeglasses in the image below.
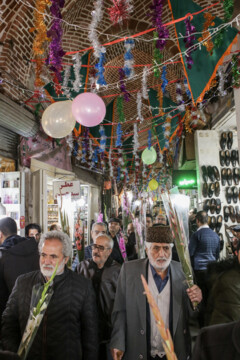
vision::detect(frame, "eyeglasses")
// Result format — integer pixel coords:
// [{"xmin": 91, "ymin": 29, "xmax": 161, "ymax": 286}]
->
[
  {"xmin": 150, "ymin": 245, "xmax": 172, "ymax": 254},
  {"xmin": 91, "ymin": 244, "xmax": 111, "ymax": 252}
]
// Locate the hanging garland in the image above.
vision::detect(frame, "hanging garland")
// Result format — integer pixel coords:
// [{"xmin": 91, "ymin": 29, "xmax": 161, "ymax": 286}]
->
[
  {"xmin": 149, "ymin": 0, "xmax": 169, "ymax": 51},
  {"xmin": 46, "ymin": 0, "xmax": 66, "ymax": 95},
  {"xmin": 29, "ymin": 0, "xmax": 50, "ymax": 89},
  {"xmin": 95, "ymin": 48, "xmax": 107, "ymax": 86},
  {"xmin": 161, "ymin": 65, "xmax": 168, "ymax": 93},
  {"xmin": 117, "ymin": 96, "xmax": 125, "ymax": 122},
  {"xmin": 89, "ymin": 0, "xmax": 104, "ymax": 58},
  {"xmin": 119, "ymin": 68, "xmax": 131, "ymax": 101},
  {"xmin": 108, "ymin": 148, "xmax": 114, "ymax": 177},
  {"xmin": 183, "ymin": 16, "xmax": 196, "ymax": 69},
  {"xmin": 108, "ymin": 0, "xmax": 133, "ymax": 25},
  {"xmin": 217, "ymin": 66, "xmax": 227, "ymax": 97},
  {"xmin": 142, "ymin": 66, "xmax": 148, "ymax": 100},
  {"xmin": 176, "ymin": 81, "xmax": 185, "ymax": 112},
  {"xmin": 198, "ymin": 13, "xmax": 215, "ymax": 55},
  {"xmin": 137, "ymin": 92, "xmax": 144, "ymax": 123},
  {"xmin": 162, "ymin": 115, "xmax": 171, "ymax": 150},
  {"xmin": 116, "ymin": 123, "xmax": 123, "ymax": 147},
  {"xmin": 152, "ymin": 31, "xmax": 163, "ymax": 78},
  {"xmin": 73, "ymin": 53, "xmax": 82, "ymax": 93},
  {"xmin": 123, "ymin": 39, "xmax": 135, "ymax": 78},
  {"xmin": 99, "ymin": 126, "xmax": 106, "ymax": 153},
  {"xmin": 214, "ymin": 0, "xmax": 234, "ymax": 48},
  {"xmin": 62, "ymin": 65, "xmax": 71, "ymax": 97},
  {"xmin": 232, "ymin": 54, "xmax": 240, "ymax": 88}
]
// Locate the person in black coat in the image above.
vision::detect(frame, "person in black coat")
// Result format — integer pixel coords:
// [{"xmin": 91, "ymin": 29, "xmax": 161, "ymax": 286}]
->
[
  {"xmin": 192, "ymin": 320, "xmax": 240, "ymax": 360},
  {"xmin": 0, "ymin": 217, "xmax": 39, "ymax": 328},
  {"xmin": 1, "ymin": 230, "xmax": 98, "ymax": 360},
  {"xmin": 76, "ymin": 233, "xmax": 121, "ymax": 359}
]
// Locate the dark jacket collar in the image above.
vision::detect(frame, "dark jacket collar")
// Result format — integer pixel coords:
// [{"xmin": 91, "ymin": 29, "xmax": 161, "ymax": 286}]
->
[
  {"xmin": 1, "ymin": 234, "xmax": 26, "ymax": 249},
  {"xmin": 88, "ymin": 255, "xmax": 114, "ymax": 270}
]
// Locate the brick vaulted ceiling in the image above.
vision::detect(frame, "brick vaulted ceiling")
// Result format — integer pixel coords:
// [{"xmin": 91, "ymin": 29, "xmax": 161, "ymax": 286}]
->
[{"xmin": 0, "ymin": 0, "xmax": 240, "ymax": 173}]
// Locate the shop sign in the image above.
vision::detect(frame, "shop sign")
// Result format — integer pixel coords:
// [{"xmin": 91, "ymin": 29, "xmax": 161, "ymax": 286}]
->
[
  {"xmin": 20, "ymin": 216, "xmax": 25, "ymax": 229},
  {"xmin": 53, "ymin": 181, "xmax": 80, "ymax": 200}
]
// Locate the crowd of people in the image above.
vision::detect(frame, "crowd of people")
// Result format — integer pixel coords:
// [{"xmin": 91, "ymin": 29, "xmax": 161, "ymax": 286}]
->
[{"xmin": 0, "ymin": 207, "xmax": 239, "ymax": 360}]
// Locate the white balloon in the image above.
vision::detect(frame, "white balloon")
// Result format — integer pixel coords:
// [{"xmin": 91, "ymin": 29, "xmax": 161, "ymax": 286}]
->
[{"xmin": 41, "ymin": 100, "xmax": 76, "ymax": 138}]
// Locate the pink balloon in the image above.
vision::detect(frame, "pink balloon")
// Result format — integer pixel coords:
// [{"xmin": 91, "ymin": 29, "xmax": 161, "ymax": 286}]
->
[{"xmin": 72, "ymin": 92, "xmax": 106, "ymax": 127}]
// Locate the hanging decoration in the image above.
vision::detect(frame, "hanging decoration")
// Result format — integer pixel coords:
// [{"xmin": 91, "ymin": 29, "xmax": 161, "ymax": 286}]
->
[
  {"xmin": 100, "ymin": 152, "xmax": 106, "ymax": 173},
  {"xmin": 108, "ymin": 148, "xmax": 114, "ymax": 177},
  {"xmin": 117, "ymin": 96, "xmax": 125, "ymax": 123},
  {"xmin": 89, "ymin": 0, "xmax": 103, "ymax": 58},
  {"xmin": 66, "ymin": 134, "xmax": 74, "ymax": 156},
  {"xmin": 89, "ymin": 138, "xmax": 93, "ymax": 161},
  {"xmin": 232, "ymin": 54, "xmax": 240, "ymax": 88},
  {"xmin": 198, "ymin": 13, "xmax": 215, "ymax": 55},
  {"xmin": 149, "ymin": 0, "xmax": 169, "ymax": 51},
  {"xmin": 108, "ymin": 0, "xmax": 133, "ymax": 25},
  {"xmin": 189, "ymin": 106, "xmax": 199, "ymax": 129},
  {"xmin": 176, "ymin": 82, "xmax": 185, "ymax": 112},
  {"xmin": 91, "ymin": 146, "xmax": 99, "ymax": 168},
  {"xmin": 119, "ymin": 68, "xmax": 131, "ymax": 102},
  {"xmin": 142, "ymin": 146, "xmax": 157, "ymax": 165},
  {"xmin": 117, "ymin": 148, "xmax": 124, "ymax": 181},
  {"xmin": 72, "ymin": 92, "xmax": 106, "ymax": 127},
  {"xmin": 149, "ymin": 179, "xmax": 158, "ymax": 191},
  {"xmin": 95, "ymin": 48, "xmax": 107, "ymax": 87},
  {"xmin": 73, "ymin": 53, "xmax": 82, "ymax": 93},
  {"xmin": 30, "ymin": 0, "xmax": 50, "ymax": 89},
  {"xmin": 142, "ymin": 66, "xmax": 148, "ymax": 100},
  {"xmin": 148, "ymin": 130, "xmax": 152, "ymax": 150},
  {"xmin": 184, "ymin": 78, "xmax": 191, "ymax": 100},
  {"xmin": 183, "ymin": 16, "xmax": 196, "ymax": 69},
  {"xmin": 89, "ymin": 67, "xmax": 98, "ymax": 93},
  {"xmin": 137, "ymin": 92, "xmax": 144, "ymax": 123},
  {"xmin": 217, "ymin": 66, "xmax": 227, "ymax": 97},
  {"xmin": 123, "ymin": 39, "xmax": 135, "ymax": 78},
  {"xmin": 62, "ymin": 65, "xmax": 71, "ymax": 97},
  {"xmin": 161, "ymin": 66, "xmax": 168, "ymax": 94},
  {"xmin": 152, "ymin": 31, "xmax": 163, "ymax": 78},
  {"xmin": 133, "ymin": 123, "xmax": 140, "ymax": 157},
  {"xmin": 46, "ymin": 0, "xmax": 66, "ymax": 95},
  {"xmin": 116, "ymin": 123, "xmax": 123, "ymax": 147},
  {"xmin": 99, "ymin": 125, "xmax": 107, "ymax": 153},
  {"xmin": 41, "ymin": 101, "xmax": 76, "ymax": 138},
  {"xmin": 162, "ymin": 115, "xmax": 171, "ymax": 150},
  {"xmin": 214, "ymin": 0, "xmax": 234, "ymax": 48}
]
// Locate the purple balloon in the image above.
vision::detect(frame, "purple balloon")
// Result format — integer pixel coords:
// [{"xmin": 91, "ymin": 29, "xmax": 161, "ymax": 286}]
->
[{"xmin": 72, "ymin": 92, "xmax": 106, "ymax": 127}]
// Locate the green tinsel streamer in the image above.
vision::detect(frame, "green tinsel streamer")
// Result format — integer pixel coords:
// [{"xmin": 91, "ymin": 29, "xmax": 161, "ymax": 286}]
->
[
  {"xmin": 232, "ymin": 54, "xmax": 240, "ymax": 88},
  {"xmin": 117, "ymin": 96, "xmax": 125, "ymax": 122},
  {"xmin": 153, "ymin": 31, "xmax": 163, "ymax": 78},
  {"xmin": 214, "ymin": 0, "xmax": 234, "ymax": 48}
]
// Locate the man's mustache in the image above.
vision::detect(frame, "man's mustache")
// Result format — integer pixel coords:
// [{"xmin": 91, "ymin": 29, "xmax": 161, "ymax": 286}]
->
[{"xmin": 93, "ymin": 253, "xmax": 100, "ymax": 257}]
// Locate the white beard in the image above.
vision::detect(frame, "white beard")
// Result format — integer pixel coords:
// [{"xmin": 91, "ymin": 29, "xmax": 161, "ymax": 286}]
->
[
  {"xmin": 40, "ymin": 258, "xmax": 66, "ymax": 279},
  {"xmin": 149, "ymin": 254, "xmax": 172, "ymax": 272}
]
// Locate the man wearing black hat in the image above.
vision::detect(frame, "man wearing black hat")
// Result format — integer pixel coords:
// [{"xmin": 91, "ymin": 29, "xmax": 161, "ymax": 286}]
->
[
  {"xmin": 110, "ymin": 225, "xmax": 202, "ymax": 360},
  {"xmin": 108, "ymin": 218, "xmax": 124, "ymax": 265}
]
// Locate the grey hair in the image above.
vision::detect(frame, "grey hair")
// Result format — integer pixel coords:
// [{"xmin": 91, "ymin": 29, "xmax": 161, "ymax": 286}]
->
[
  {"xmin": 95, "ymin": 233, "xmax": 114, "ymax": 249},
  {"xmin": 145, "ymin": 242, "xmax": 174, "ymax": 249},
  {"xmin": 92, "ymin": 222, "xmax": 107, "ymax": 232},
  {"xmin": 38, "ymin": 231, "xmax": 72, "ymax": 258}
]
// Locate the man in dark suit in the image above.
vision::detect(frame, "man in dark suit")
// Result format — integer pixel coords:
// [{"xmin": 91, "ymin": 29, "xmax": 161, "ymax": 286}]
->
[{"xmin": 110, "ymin": 226, "xmax": 202, "ymax": 360}]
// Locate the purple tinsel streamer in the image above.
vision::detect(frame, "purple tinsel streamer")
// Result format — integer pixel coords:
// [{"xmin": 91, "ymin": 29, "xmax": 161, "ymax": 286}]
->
[
  {"xmin": 119, "ymin": 68, "xmax": 131, "ymax": 102},
  {"xmin": 183, "ymin": 17, "xmax": 196, "ymax": 70},
  {"xmin": 46, "ymin": 0, "xmax": 66, "ymax": 82},
  {"xmin": 149, "ymin": 0, "xmax": 169, "ymax": 50}
]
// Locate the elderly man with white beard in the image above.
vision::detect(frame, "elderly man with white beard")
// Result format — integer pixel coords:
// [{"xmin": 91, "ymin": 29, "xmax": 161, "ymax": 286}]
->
[
  {"xmin": 1, "ymin": 231, "xmax": 98, "ymax": 360},
  {"xmin": 110, "ymin": 225, "xmax": 202, "ymax": 360}
]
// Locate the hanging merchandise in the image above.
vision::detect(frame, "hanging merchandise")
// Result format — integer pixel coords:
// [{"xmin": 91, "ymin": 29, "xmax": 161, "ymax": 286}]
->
[
  {"xmin": 46, "ymin": 0, "xmax": 66, "ymax": 95},
  {"xmin": 95, "ymin": 48, "xmax": 107, "ymax": 87},
  {"xmin": 108, "ymin": 0, "xmax": 133, "ymax": 25},
  {"xmin": 72, "ymin": 92, "xmax": 106, "ymax": 127},
  {"xmin": 123, "ymin": 39, "xmax": 135, "ymax": 78},
  {"xmin": 142, "ymin": 147, "xmax": 157, "ymax": 165},
  {"xmin": 41, "ymin": 101, "xmax": 76, "ymax": 139},
  {"xmin": 72, "ymin": 53, "xmax": 82, "ymax": 93}
]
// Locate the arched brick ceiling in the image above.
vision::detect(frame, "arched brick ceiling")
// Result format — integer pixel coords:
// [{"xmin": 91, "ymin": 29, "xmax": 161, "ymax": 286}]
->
[{"xmin": 0, "ymin": 0, "xmax": 239, "ymax": 153}]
